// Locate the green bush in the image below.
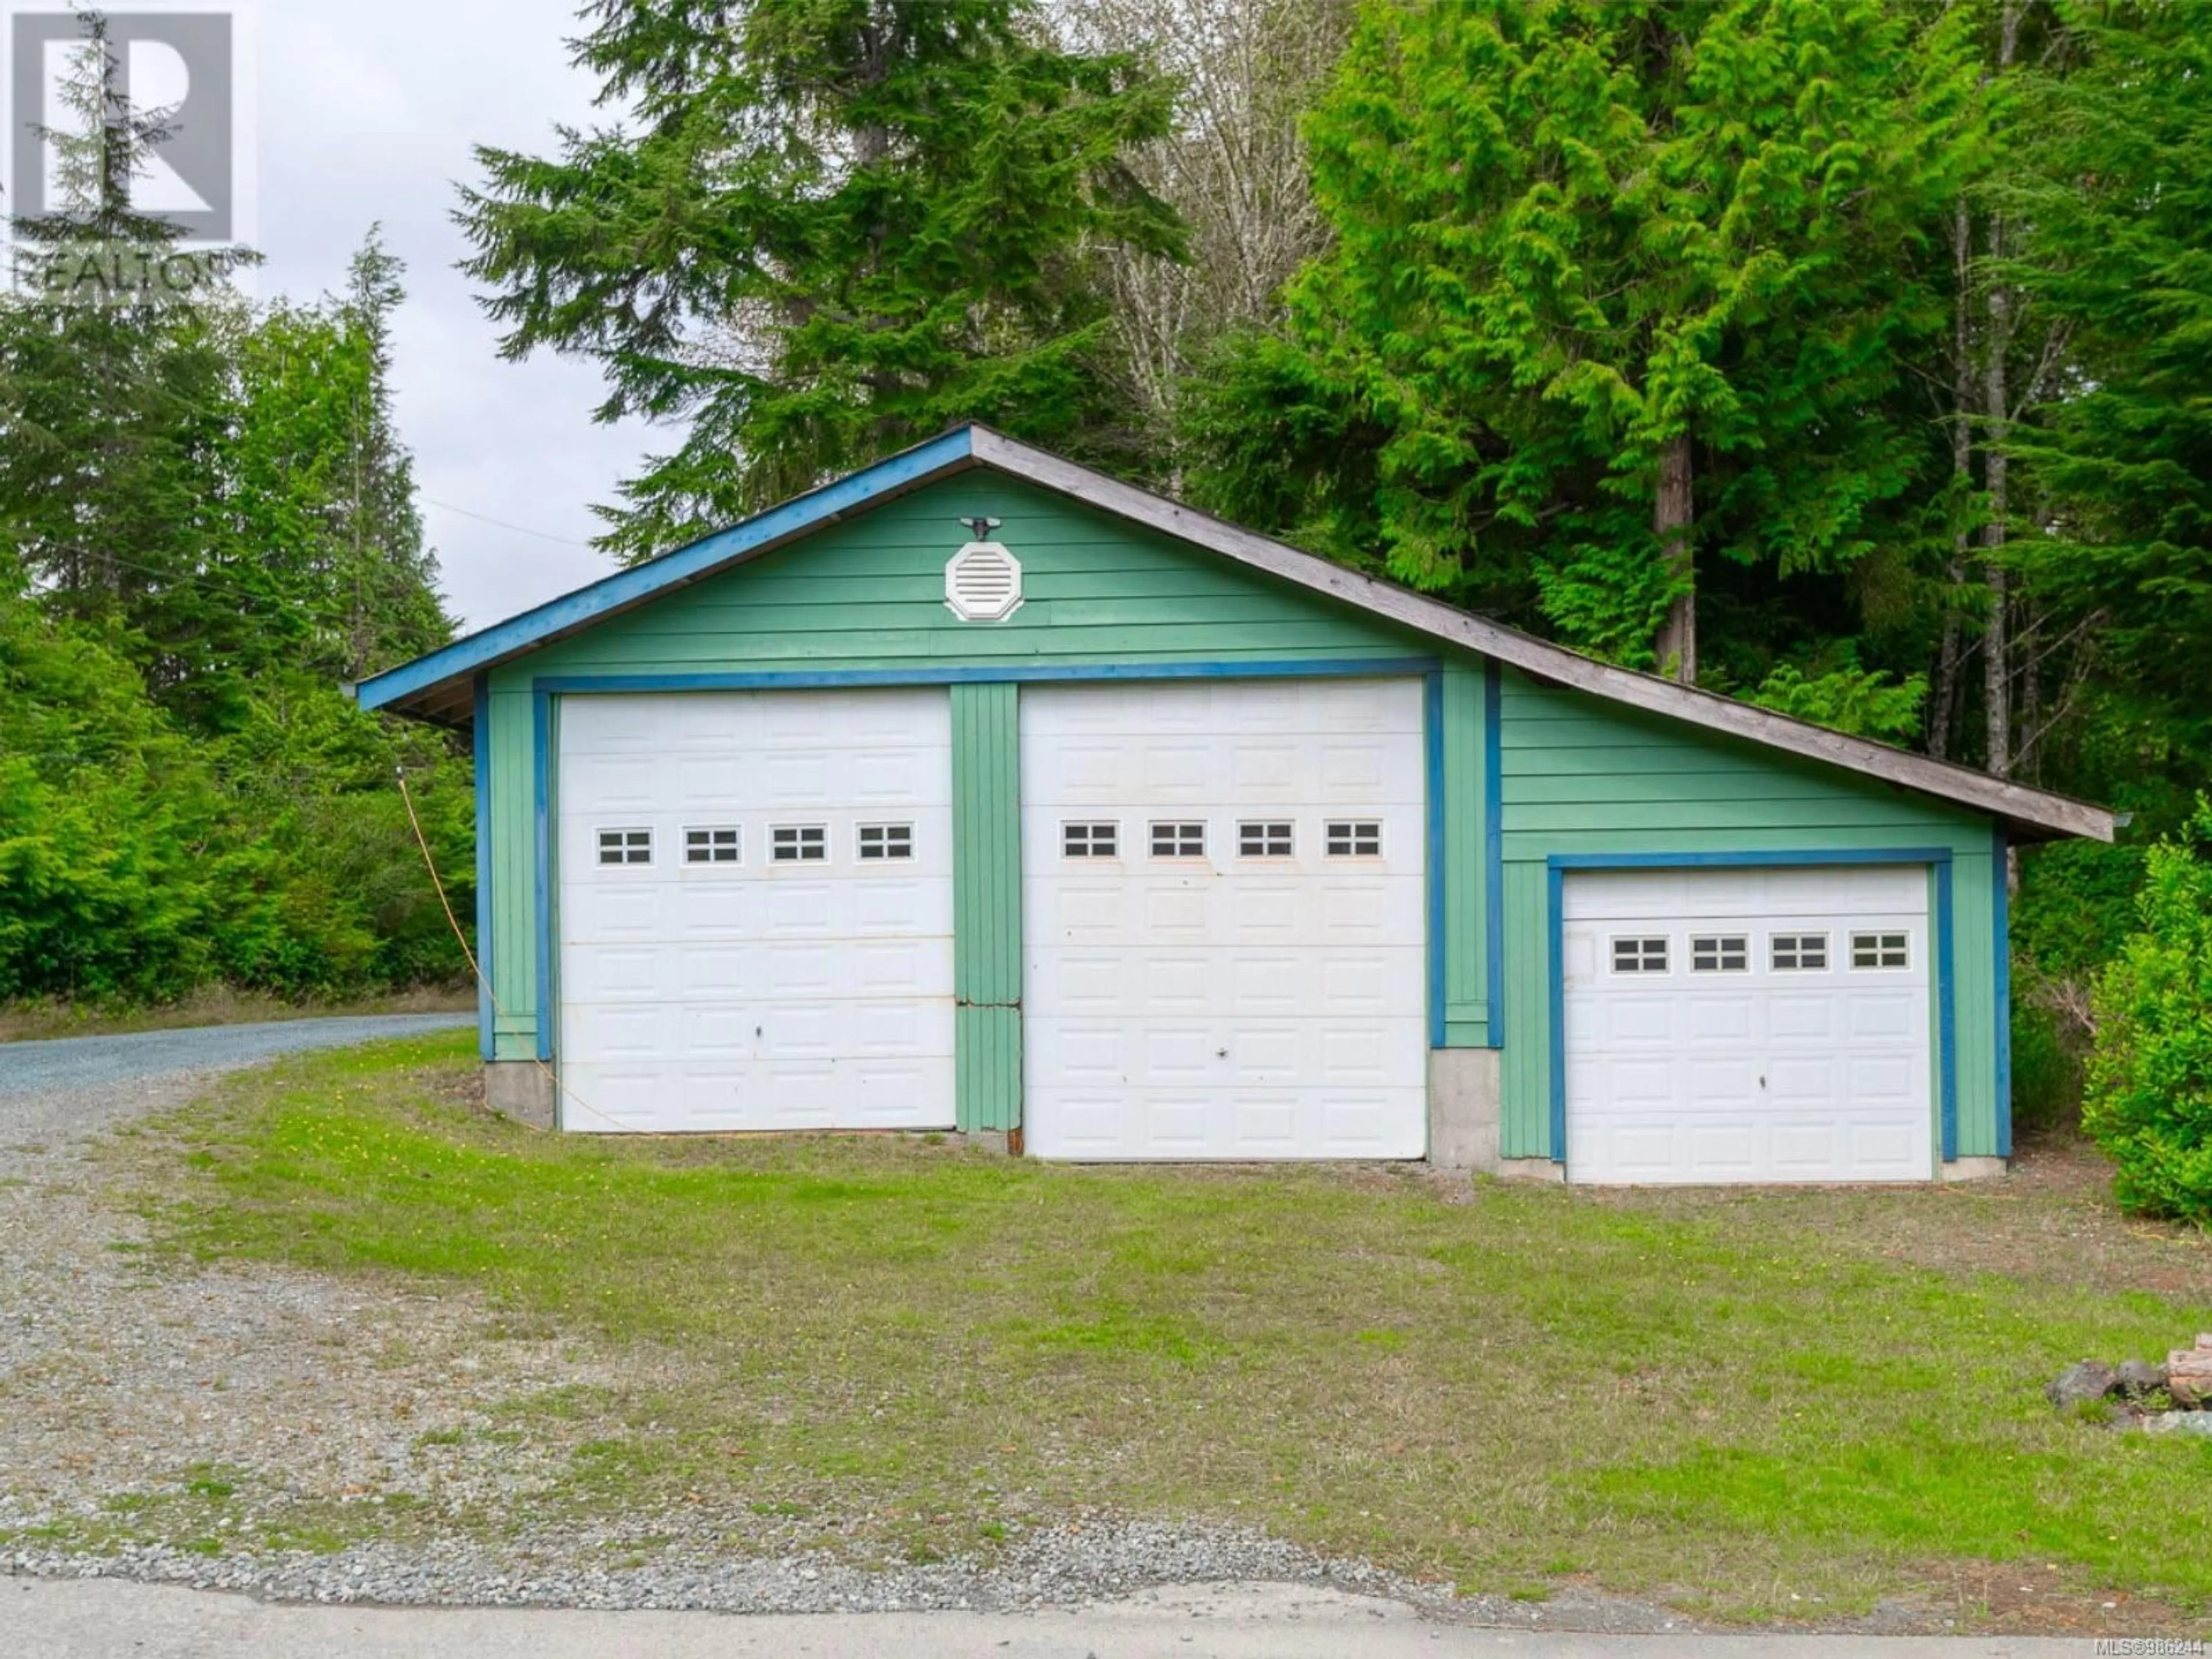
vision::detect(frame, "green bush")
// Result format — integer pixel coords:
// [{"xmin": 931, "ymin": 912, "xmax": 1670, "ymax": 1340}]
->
[{"xmin": 2082, "ymin": 800, "xmax": 2212, "ymax": 1223}]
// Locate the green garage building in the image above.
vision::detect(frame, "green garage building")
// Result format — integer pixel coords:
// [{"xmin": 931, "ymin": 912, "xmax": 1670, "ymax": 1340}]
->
[{"xmin": 354, "ymin": 427, "xmax": 2113, "ymax": 1183}]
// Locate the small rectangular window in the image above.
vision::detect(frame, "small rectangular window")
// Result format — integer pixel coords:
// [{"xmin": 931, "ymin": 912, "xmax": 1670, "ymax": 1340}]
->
[
  {"xmin": 597, "ymin": 828, "xmax": 652, "ymax": 866},
  {"xmin": 771, "ymin": 824, "xmax": 827, "ymax": 863},
  {"xmin": 1771, "ymin": 933, "xmax": 1829, "ymax": 972},
  {"xmin": 1237, "ymin": 820, "xmax": 1294, "ymax": 858},
  {"xmin": 1690, "ymin": 934, "xmax": 1749, "ymax": 973},
  {"xmin": 1150, "ymin": 821, "xmax": 1206, "ymax": 859},
  {"xmin": 1325, "ymin": 820, "xmax": 1382, "ymax": 858},
  {"xmin": 1062, "ymin": 821, "xmax": 1118, "ymax": 859},
  {"xmin": 857, "ymin": 823, "xmax": 914, "ymax": 861},
  {"xmin": 1611, "ymin": 936, "xmax": 1668, "ymax": 974},
  {"xmin": 684, "ymin": 827, "xmax": 740, "ymax": 865},
  {"xmin": 1851, "ymin": 931, "xmax": 1910, "ymax": 970}
]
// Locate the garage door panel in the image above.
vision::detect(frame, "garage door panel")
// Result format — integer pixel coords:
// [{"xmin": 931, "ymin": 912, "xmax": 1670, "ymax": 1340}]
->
[
  {"xmin": 557, "ymin": 690, "xmax": 953, "ymax": 1132},
  {"xmin": 1563, "ymin": 865, "xmax": 1933, "ymax": 1184},
  {"xmin": 1022, "ymin": 679, "xmax": 1427, "ymax": 1162}
]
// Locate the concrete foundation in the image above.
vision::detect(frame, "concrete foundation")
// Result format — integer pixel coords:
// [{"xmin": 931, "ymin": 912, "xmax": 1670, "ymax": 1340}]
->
[
  {"xmin": 1426, "ymin": 1048, "xmax": 1503, "ymax": 1172},
  {"xmin": 1497, "ymin": 1158, "xmax": 1567, "ymax": 1183},
  {"xmin": 1941, "ymin": 1155, "xmax": 2008, "ymax": 1182},
  {"xmin": 484, "ymin": 1062, "xmax": 557, "ymax": 1130}
]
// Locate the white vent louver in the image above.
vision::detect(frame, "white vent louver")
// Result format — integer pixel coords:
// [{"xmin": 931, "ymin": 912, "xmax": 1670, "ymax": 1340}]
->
[{"xmin": 945, "ymin": 538, "xmax": 1022, "ymax": 622}]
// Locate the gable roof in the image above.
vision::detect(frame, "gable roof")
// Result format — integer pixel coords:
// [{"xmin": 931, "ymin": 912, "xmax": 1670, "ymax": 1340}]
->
[{"xmin": 353, "ymin": 424, "xmax": 2114, "ymax": 844}]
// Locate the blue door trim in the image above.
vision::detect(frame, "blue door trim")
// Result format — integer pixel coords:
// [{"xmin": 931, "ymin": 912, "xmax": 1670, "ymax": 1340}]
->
[
  {"xmin": 531, "ymin": 657, "xmax": 1438, "ymax": 696},
  {"xmin": 532, "ymin": 688, "xmax": 554, "ymax": 1071},
  {"xmin": 1483, "ymin": 660, "xmax": 1504, "ymax": 1050},
  {"xmin": 1993, "ymin": 825, "xmax": 2012, "ymax": 1158},
  {"xmin": 472, "ymin": 676, "xmax": 492, "ymax": 1061},
  {"xmin": 1544, "ymin": 847, "xmax": 1959, "ymax": 1172},
  {"xmin": 1425, "ymin": 670, "xmax": 1447, "ymax": 1050}
]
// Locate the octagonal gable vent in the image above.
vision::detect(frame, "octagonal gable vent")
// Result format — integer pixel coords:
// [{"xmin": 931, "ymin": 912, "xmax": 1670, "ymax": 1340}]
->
[{"xmin": 945, "ymin": 538, "xmax": 1022, "ymax": 622}]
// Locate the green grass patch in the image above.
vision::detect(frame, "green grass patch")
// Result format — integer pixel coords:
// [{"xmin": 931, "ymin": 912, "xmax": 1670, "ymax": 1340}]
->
[{"xmin": 115, "ymin": 1030, "xmax": 2212, "ymax": 1622}]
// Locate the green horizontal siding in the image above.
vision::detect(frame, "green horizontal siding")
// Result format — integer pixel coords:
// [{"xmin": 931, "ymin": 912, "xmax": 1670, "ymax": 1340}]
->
[
  {"xmin": 1495, "ymin": 668, "xmax": 2004, "ymax": 1163},
  {"xmin": 507, "ymin": 478, "xmax": 1418, "ymax": 676}
]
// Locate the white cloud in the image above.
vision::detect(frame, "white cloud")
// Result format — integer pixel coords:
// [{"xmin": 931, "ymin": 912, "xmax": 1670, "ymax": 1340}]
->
[{"xmin": 255, "ymin": 0, "xmax": 653, "ymax": 630}]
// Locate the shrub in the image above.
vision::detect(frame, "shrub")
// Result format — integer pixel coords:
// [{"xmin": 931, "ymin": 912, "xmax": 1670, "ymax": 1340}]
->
[{"xmin": 2082, "ymin": 800, "xmax": 2212, "ymax": 1224}]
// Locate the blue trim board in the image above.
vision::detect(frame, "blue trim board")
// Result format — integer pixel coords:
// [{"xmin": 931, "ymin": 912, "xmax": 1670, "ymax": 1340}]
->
[
  {"xmin": 1547, "ymin": 862, "xmax": 1567, "ymax": 1162},
  {"xmin": 1483, "ymin": 660, "xmax": 1504, "ymax": 1050},
  {"xmin": 1546, "ymin": 848, "xmax": 1956, "ymax": 869},
  {"xmin": 532, "ymin": 658, "xmax": 1438, "ymax": 696},
  {"xmin": 1937, "ymin": 859, "xmax": 1959, "ymax": 1163},
  {"xmin": 472, "ymin": 676, "xmax": 492, "ymax": 1062},
  {"xmin": 532, "ymin": 689, "xmax": 554, "ymax": 1069},
  {"xmin": 1543, "ymin": 848, "xmax": 1960, "ymax": 1171},
  {"xmin": 354, "ymin": 429, "xmax": 978, "ymax": 713},
  {"xmin": 1993, "ymin": 825, "xmax": 2013, "ymax": 1157},
  {"xmin": 1425, "ymin": 671, "xmax": 1448, "ymax": 1050}
]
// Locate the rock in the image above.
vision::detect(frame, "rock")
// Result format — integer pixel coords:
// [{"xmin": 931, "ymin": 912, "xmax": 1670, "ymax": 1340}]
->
[
  {"xmin": 2116, "ymin": 1359, "xmax": 2170, "ymax": 1395},
  {"xmin": 2142, "ymin": 1411, "xmax": 2212, "ymax": 1439},
  {"xmin": 2046, "ymin": 1361, "xmax": 2120, "ymax": 1411},
  {"xmin": 2167, "ymin": 1347, "xmax": 2212, "ymax": 1408}
]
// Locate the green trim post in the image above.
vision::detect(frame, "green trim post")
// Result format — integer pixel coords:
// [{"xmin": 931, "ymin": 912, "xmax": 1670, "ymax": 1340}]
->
[{"xmin": 951, "ymin": 682, "xmax": 1024, "ymax": 1132}]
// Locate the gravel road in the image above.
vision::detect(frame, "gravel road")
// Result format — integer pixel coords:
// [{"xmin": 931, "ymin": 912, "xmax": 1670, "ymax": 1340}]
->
[{"xmin": 0, "ymin": 1014, "xmax": 471, "ymax": 1102}]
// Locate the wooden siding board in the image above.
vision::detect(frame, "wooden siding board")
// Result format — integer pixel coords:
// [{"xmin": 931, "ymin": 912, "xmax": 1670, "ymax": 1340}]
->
[
  {"xmin": 1440, "ymin": 661, "xmax": 1488, "ymax": 1043},
  {"xmin": 487, "ymin": 685, "xmax": 537, "ymax": 1060},
  {"xmin": 1500, "ymin": 860, "xmax": 1553, "ymax": 1156},
  {"xmin": 1497, "ymin": 669, "xmax": 2005, "ymax": 1162},
  {"xmin": 952, "ymin": 683, "xmax": 1023, "ymax": 1132}
]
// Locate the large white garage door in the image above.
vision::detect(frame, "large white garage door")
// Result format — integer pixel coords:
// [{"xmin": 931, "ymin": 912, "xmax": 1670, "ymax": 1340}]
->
[
  {"xmin": 556, "ymin": 690, "xmax": 953, "ymax": 1133},
  {"xmin": 1562, "ymin": 865, "xmax": 1933, "ymax": 1184},
  {"xmin": 1021, "ymin": 679, "xmax": 1427, "ymax": 1161}
]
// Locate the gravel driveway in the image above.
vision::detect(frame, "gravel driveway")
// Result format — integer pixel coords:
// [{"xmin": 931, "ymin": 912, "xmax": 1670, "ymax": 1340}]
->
[
  {"xmin": 0, "ymin": 1021, "xmax": 1687, "ymax": 1631},
  {"xmin": 0, "ymin": 1014, "xmax": 472, "ymax": 1102}
]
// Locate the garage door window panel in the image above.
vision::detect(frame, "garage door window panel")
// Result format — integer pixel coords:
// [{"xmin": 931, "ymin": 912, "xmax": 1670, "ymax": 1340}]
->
[
  {"xmin": 1150, "ymin": 821, "xmax": 1206, "ymax": 859},
  {"xmin": 683, "ymin": 827, "xmax": 740, "ymax": 865},
  {"xmin": 1325, "ymin": 820, "xmax": 1382, "ymax": 858},
  {"xmin": 1771, "ymin": 932, "xmax": 1829, "ymax": 971},
  {"xmin": 1237, "ymin": 820, "xmax": 1294, "ymax": 859},
  {"xmin": 1851, "ymin": 931, "xmax": 1911, "ymax": 970},
  {"xmin": 1612, "ymin": 936, "xmax": 1669, "ymax": 974},
  {"xmin": 1062, "ymin": 821, "xmax": 1118, "ymax": 859},
  {"xmin": 1690, "ymin": 935, "xmax": 1748, "ymax": 973},
  {"xmin": 597, "ymin": 828, "xmax": 653, "ymax": 866},
  {"xmin": 857, "ymin": 823, "xmax": 914, "ymax": 861},
  {"xmin": 772, "ymin": 824, "xmax": 828, "ymax": 862}
]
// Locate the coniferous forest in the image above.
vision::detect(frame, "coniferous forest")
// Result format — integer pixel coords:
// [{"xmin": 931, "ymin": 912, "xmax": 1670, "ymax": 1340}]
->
[{"xmin": 9, "ymin": 0, "xmax": 2212, "ymax": 1151}]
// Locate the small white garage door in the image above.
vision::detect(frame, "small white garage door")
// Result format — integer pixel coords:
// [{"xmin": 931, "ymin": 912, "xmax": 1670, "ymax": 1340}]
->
[
  {"xmin": 1021, "ymin": 679, "xmax": 1427, "ymax": 1161},
  {"xmin": 1562, "ymin": 865, "xmax": 1933, "ymax": 1184},
  {"xmin": 556, "ymin": 690, "xmax": 954, "ymax": 1133}
]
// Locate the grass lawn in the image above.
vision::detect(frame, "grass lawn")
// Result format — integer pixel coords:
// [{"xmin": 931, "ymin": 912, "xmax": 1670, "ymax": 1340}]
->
[{"xmin": 113, "ymin": 1030, "xmax": 2212, "ymax": 1627}]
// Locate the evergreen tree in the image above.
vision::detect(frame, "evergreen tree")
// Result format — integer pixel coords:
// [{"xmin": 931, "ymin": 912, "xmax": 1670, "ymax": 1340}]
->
[
  {"xmin": 2003, "ymin": 0, "xmax": 2212, "ymax": 823},
  {"xmin": 457, "ymin": 0, "xmax": 1185, "ymax": 562},
  {"xmin": 1186, "ymin": 0, "xmax": 1982, "ymax": 681}
]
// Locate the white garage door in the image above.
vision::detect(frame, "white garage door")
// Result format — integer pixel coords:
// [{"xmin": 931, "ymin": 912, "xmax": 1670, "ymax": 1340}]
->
[
  {"xmin": 1562, "ymin": 865, "xmax": 1933, "ymax": 1184},
  {"xmin": 556, "ymin": 690, "xmax": 953, "ymax": 1133},
  {"xmin": 1021, "ymin": 679, "xmax": 1427, "ymax": 1161}
]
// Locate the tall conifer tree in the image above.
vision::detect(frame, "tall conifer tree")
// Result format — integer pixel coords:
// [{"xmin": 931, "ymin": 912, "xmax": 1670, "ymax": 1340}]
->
[
  {"xmin": 1187, "ymin": 0, "xmax": 1981, "ymax": 681},
  {"xmin": 459, "ymin": 0, "xmax": 1185, "ymax": 562}
]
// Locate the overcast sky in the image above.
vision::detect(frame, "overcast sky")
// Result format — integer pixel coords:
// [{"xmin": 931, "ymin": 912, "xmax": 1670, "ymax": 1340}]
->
[{"xmin": 257, "ymin": 1, "xmax": 650, "ymax": 632}]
